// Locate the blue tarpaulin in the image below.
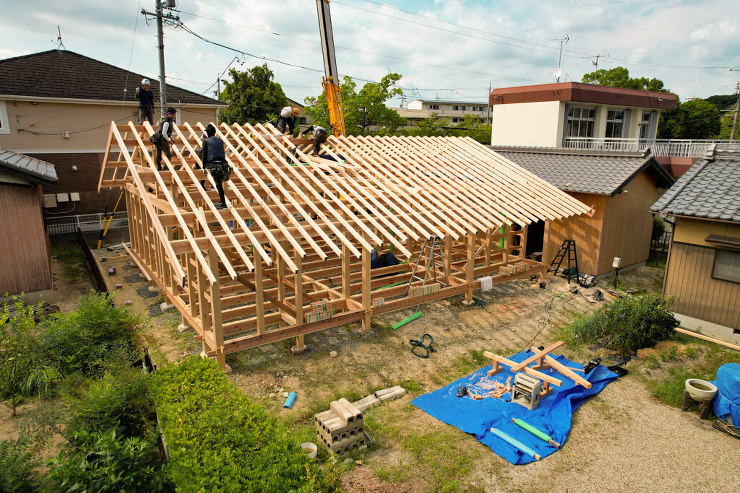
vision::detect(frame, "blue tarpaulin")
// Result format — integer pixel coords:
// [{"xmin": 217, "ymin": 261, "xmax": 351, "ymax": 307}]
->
[
  {"xmin": 411, "ymin": 350, "xmax": 618, "ymax": 464},
  {"xmin": 711, "ymin": 363, "xmax": 740, "ymax": 426}
]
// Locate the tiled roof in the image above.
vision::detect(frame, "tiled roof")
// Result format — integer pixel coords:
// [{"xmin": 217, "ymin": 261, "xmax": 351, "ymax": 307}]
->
[
  {"xmin": 650, "ymin": 149, "xmax": 740, "ymax": 222},
  {"xmin": 0, "ymin": 50, "xmax": 222, "ymax": 106},
  {"xmin": 491, "ymin": 146, "xmax": 674, "ymax": 196},
  {"xmin": 0, "ymin": 146, "xmax": 58, "ymax": 185}
]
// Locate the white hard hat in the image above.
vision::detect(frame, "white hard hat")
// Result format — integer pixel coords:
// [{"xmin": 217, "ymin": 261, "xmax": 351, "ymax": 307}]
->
[{"xmin": 141, "ymin": 79, "xmax": 150, "ymax": 86}]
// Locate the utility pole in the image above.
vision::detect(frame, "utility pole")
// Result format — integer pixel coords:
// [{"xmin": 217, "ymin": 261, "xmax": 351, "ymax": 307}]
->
[
  {"xmin": 731, "ymin": 82, "xmax": 740, "ymax": 142},
  {"xmin": 487, "ymin": 82, "xmax": 492, "ymax": 124},
  {"xmin": 141, "ymin": 1, "xmax": 180, "ymax": 118}
]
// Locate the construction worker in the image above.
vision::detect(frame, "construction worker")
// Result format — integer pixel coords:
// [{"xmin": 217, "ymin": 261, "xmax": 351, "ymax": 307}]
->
[
  {"xmin": 135, "ymin": 79, "xmax": 155, "ymax": 125},
  {"xmin": 299, "ymin": 125, "xmax": 328, "ymax": 155},
  {"xmin": 153, "ymin": 107, "xmax": 177, "ymax": 171},
  {"xmin": 277, "ymin": 105, "xmax": 301, "ymax": 135},
  {"xmin": 200, "ymin": 124, "xmax": 230, "ymax": 209}
]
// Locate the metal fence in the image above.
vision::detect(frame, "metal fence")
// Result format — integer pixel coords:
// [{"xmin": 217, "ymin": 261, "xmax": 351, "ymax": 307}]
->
[
  {"xmin": 46, "ymin": 212, "xmax": 129, "ymax": 236},
  {"xmin": 562, "ymin": 138, "xmax": 740, "ymax": 158}
]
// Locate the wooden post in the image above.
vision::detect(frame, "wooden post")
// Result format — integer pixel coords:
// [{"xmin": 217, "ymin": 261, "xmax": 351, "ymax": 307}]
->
[
  {"xmin": 361, "ymin": 241, "xmax": 372, "ymax": 331},
  {"xmin": 294, "ymin": 251, "xmax": 305, "ymax": 349},
  {"xmin": 502, "ymin": 224, "xmax": 509, "ymax": 264},
  {"xmin": 444, "ymin": 235, "xmax": 452, "ymax": 279},
  {"xmin": 485, "ymin": 228, "xmax": 492, "ymax": 268},
  {"xmin": 519, "ymin": 225, "xmax": 528, "ymax": 260},
  {"xmin": 208, "ymin": 248, "xmax": 227, "ymax": 370},
  {"xmin": 276, "ymin": 240, "xmax": 286, "ymax": 327},
  {"xmin": 254, "ymin": 248, "xmax": 265, "ymax": 335},
  {"xmin": 342, "ymin": 239, "xmax": 351, "ymax": 301},
  {"xmin": 466, "ymin": 232, "xmax": 475, "ymax": 301}
]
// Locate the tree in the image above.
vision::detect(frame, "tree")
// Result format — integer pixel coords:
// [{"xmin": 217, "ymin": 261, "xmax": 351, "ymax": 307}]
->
[
  {"xmin": 447, "ymin": 115, "xmax": 492, "ymax": 144},
  {"xmin": 658, "ymin": 99, "xmax": 721, "ymax": 139},
  {"xmin": 582, "ymin": 66, "xmax": 669, "ymax": 92},
  {"xmin": 304, "ymin": 73, "xmax": 405, "ymax": 135},
  {"xmin": 218, "ymin": 64, "xmax": 288, "ymax": 125}
]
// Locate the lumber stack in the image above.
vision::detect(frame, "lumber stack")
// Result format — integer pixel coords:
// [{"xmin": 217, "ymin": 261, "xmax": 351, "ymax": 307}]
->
[
  {"xmin": 498, "ymin": 262, "xmax": 530, "ymax": 276},
  {"xmin": 305, "ymin": 299, "xmax": 333, "ymax": 323},
  {"xmin": 410, "ymin": 282, "xmax": 441, "ymax": 297}
]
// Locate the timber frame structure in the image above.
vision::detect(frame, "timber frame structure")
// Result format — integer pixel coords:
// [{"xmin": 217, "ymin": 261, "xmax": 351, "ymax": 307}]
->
[{"xmin": 98, "ymin": 121, "xmax": 590, "ymax": 369}]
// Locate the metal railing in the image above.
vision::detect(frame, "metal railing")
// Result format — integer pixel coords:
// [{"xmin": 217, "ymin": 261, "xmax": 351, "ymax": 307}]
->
[
  {"xmin": 46, "ymin": 212, "xmax": 129, "ymax": 236},
  {"xmin": 561, "ymin": 138, "xmax": 740, "ymax": 157}
]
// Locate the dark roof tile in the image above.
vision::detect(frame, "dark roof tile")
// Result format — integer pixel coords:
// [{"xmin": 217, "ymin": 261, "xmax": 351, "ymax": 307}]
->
[{"xmin": 0, "ymin": 50, "xmax": 221, "ymax": 106}]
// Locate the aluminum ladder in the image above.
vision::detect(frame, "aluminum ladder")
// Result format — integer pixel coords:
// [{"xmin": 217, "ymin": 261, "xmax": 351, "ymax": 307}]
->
[{"xmin": 405, "ymin": 236, "xmax": 450, "ymax": 296}]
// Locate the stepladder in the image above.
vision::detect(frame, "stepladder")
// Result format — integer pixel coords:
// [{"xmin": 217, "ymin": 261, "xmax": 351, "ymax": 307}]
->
[
  {"xmin": 405, "ymin": 236, "xmax": 449, "ymax": 296},
  {"xmin": 548, "ymin": 239, "xmax": 579, "ymax": 284}
]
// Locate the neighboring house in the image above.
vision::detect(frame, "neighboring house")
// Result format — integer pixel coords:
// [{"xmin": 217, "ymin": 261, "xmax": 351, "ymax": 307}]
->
[
  {"xmin": 0, "ymin": 147, "xmax": 58, "ymax": 302},
  {"xmin": 489, "ymin": 82, "xmax": 676, "ymax": 149},
  {"xmin": 0, "ymin": 49, "xmax": 225, "ymax": 215},
  {"xmin": 650, "ymin": 148, "xmax": 740, "ymax": 341},
  {"xmin": 392, "ymin": 99, "xmax": 491, "ymax": 128},
  {"xmin": 493, "ymin": 146, "xmax": 674, "ymax": 276}
]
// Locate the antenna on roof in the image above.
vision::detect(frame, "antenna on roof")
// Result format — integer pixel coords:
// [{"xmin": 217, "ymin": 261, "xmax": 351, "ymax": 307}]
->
[
  {"xmin": 54, "ymin": 26, "xmax": 66, "ymax": 50},
  {"xmin": 582, "ymin": 52, "xmax": 609, "ymax": 71},
  {"xmin": 552, "ymin": 35, "xmax": 569, "ymax": 82}
]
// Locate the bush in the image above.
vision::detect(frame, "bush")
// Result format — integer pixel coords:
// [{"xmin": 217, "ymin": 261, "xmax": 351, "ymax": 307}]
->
[
  {"xmin": 0, "ymin": 434, "xmax": 40, "ymax": 492},
  {"xmin": 150, "ymin": 356, "xmax": 341, "ymax": 492},
  {"xmin": 67, "ymin": 367, "xmax": 155, "ymax": 441},
  {"xmin": 568, "ymin": 294, "xmax": 679, "ymax": 355},
  {"xmin": 40, "ymin": 292, "xmax": 140, "ymax": 377},
  {"xmin": 46, "ymin": 428, "xmax": 168, "ymax": 492},
  {"xmin": 0, "ymin": 300, "xmax": 49, "ymax": 414}
]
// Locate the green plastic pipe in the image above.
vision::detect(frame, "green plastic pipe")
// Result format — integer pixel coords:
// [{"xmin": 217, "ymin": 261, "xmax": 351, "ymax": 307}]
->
[
  {"xmin": 512, "ymin": 418, "xmax": 561, "ymax": 448},
  {"xmin": 377, "ymin": 280, "xmax": 407, "ymax": 290},
  {"xmin": 490, "ymin": 427, "xmax": 541, "ymax": 460},
  {"xmin": 392, "ymin": 311, "xmax": 422, "ymax": 330}
]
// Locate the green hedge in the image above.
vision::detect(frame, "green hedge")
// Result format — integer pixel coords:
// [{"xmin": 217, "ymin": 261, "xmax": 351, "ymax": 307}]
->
[
  {"xmin": 150, "ymin": 356, "xmax": 340, "ymax": 493},
  {"xmin": 568, "ymin": 294, "xmax": 679, "ymax": 354}
]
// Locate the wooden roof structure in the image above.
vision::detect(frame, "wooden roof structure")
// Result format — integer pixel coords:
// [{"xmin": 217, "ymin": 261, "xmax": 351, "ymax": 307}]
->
[{"xmin": 99, "ymin": 121, "xmax": 590, "ymax": 369}]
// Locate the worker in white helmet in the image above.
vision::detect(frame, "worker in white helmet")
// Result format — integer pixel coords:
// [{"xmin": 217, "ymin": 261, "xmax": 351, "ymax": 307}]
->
[{"xmin": 135, "ymin": 78, "xmax": 155, "ymax": 125}]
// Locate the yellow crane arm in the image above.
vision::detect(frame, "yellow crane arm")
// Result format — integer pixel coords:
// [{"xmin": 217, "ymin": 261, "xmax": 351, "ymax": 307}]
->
[{"xmin": 316, "ymin": 0, "xmax": 345, "ymax": 137}]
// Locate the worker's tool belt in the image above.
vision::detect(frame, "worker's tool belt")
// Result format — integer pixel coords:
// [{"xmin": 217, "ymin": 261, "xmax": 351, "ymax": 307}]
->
[{"xmin": 206, "ymin": 160, "xmax": 231, "ymax": 181}]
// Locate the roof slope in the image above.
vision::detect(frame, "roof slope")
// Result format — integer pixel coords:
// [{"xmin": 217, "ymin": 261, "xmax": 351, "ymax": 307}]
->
[
  {"xmin": 650, "ymin": 149, "xmax": 740, "ymax": 222},
  {"xmin": 0, "ymin": 50, "xmax": 222, "ymax": 106},
  {"xmin": 0, "ymin": 146, "xmax": 57, "ymax": 185},
  {"xmin": 99, "ymin": 122, "xmax": 592, "ymax": 282},
  {"xmin": 491, "ymin": 146, "xmax": 674, "ymax": 196}
]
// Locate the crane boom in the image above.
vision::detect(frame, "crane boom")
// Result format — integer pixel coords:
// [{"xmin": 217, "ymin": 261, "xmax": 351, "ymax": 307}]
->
[{"xmin": 315, "ymin": 0, "xmax": 346, "ymax": 137}]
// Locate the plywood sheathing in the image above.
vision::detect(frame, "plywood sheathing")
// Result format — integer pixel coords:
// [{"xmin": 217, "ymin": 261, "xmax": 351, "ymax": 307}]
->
[{"xmin": 99, "ymin": 121, "xmax": 591, "ymax": 367}]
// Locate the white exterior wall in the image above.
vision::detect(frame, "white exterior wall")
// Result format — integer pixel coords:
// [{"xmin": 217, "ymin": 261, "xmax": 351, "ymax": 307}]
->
[{"xmin": 491, "ymin": 101, "xmax": 562, "ymax": 147}]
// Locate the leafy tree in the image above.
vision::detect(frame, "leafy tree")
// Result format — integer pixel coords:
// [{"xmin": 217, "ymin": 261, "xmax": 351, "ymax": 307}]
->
[
  {"xmin": 658, "ymin": 99, "xmax": 721, "ymax": 139},
  {"xmin": 582, "ymin": 66, "xmax": 669, "ymax": 92},
  {"xmin": 304, "ymin": 73, "xmax": 405, "ymax": 135},
  {"xmin": 219, "ymin": 64, "xmax": 289, "ymax": 125},
  {"xmin": 447, "ymin": 114, "xmax": 492, "ymax": 144},
  {"xmin": 403, "ymin": 114, "xmax": 447, "ymax": 137},
  {"xmin": 704, "ymin": 94, "xmax": 737, "ymax": 112}
]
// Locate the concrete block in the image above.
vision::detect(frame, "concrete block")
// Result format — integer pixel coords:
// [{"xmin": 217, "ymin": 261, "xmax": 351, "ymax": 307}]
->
[
  {"xmin": 375, "ymin": 386, "xmax": 406, "ymax": 402},
  {"xmin": 353, "ymin": 395, "xmax": 380, "ymax": 412},
  {"xmin": 330, "ymin": 398, "xmax": 362, "ymax": 425}
]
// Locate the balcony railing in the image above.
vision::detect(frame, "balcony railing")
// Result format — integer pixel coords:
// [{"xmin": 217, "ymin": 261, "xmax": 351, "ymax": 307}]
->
[
  {"xmin": 561, "ymin": 138, "xmax": 740, "ymax": 157},
  {"xmin": 45, "ymin": 211, "xmax": 129, "ymax": 236}
]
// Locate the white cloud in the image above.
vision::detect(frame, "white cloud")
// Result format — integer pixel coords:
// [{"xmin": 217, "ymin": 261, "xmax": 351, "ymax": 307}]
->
[{"xmin": 1, "ymin": 0, "xmax": 738, "ymax": 105}]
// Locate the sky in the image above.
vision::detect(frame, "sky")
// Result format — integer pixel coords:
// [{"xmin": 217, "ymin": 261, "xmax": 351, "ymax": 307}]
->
[{"xmin": 2, "ymin": 0, "xmax": 739, "ymax": 108}]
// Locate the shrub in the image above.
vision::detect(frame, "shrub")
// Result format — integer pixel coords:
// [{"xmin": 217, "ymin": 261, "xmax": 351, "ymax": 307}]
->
[
  {"xmin": 67, "ymin": 367, "xmax": 155, "ymax": 441},
  {"xmin": 150, "ymin": 356, "xmax": 341, "ymax": 492},
  {"xmin": 0, "ymin": 434, "xmax": 40, "ymax": 492},
  {"xmin": 568, "ymin": 294, "xmax": 679, "ymax": 355},
  {"xmin": 0, "ymin": 300, "xmax": 48, "ymax": 414},
  {"xmin": 40, "ymin": 292, "xmax": 140, "ymax": 376},
  {"xmin": 46, "ymin": 428, "xmax": 168, "ymax": 492}
]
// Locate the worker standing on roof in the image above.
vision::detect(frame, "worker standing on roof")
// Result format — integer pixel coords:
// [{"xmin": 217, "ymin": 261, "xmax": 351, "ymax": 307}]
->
[
  {"xmin": 200, "ymin": 124, "xmax": 230, "ymax": 210},
  {"xmin": 299, "ymin": 125, "xmax": 328, "ymax": 155},
  {"xmin": 153, "ymin": 107, "xmax": 177, "ymax": 171},
  {"xmin": 135, "ymin": 79, "xmax": 155, "ymax": 125},
  {"xmin": 277, "ymin": 105, "xmax": 301, "ymax": 136}
]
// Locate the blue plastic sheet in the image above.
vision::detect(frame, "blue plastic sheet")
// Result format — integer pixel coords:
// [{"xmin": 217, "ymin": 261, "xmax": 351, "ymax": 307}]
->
[
  {"xmin": 411, "ymin": 350, "xmax": 618, "ymax": 464},
  {"xmin": 711, "ymin": 363, "xmax": 740, "ymax": 425}
]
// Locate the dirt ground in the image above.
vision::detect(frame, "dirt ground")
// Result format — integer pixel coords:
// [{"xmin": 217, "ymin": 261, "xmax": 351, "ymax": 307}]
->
[{"xmin": 28, "ymin": 250, "xmax": 740, "ymax": 492}]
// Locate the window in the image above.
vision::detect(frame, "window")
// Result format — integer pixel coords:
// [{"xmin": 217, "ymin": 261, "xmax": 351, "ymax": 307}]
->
[
  {"xmin": 429, "ymin": 104, "xmax": 439, "ymax": 110},
  {"xmin": 452, "ymin": 105, "xmax": 459, "ymax": 111},
  {"xmin": 605, "ymin": 110, "xmax": 625, "ymax": 138},
  {"xmin": 713, "ymin": 250, "xmax": 740, "ymax": 283},
  {"xmin": 452, "ymin": 117, "xmax": 461, "ymax": 123},
  {"xmin": 639, "ymin": 111, "xmax": 656, "ymax": 141},
  {"xmin": 460, "ymin": 106, "xmax": 466, "ymax": 111},
  {"xmin": 0, "ymin": 100, "xmax": 10, "ymax": 135},
  {"xmin": 565, "ymin": 105, "xmax": 596, "ymax": 138}
]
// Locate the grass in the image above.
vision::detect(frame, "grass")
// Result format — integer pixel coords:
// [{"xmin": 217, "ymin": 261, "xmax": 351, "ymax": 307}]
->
[
  {"xmin": 647, "ymin": 342, "xmax": 740, "ymax": 412},
  {"xmin": 50, "ymin": 242, "xmax": 86, "ymax": 278}
]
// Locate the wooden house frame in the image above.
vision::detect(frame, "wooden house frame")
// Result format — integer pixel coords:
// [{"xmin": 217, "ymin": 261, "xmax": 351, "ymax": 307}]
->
[{"xmin": 98, "ymin": 121, "xmax": 590, "ymax": 369}]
